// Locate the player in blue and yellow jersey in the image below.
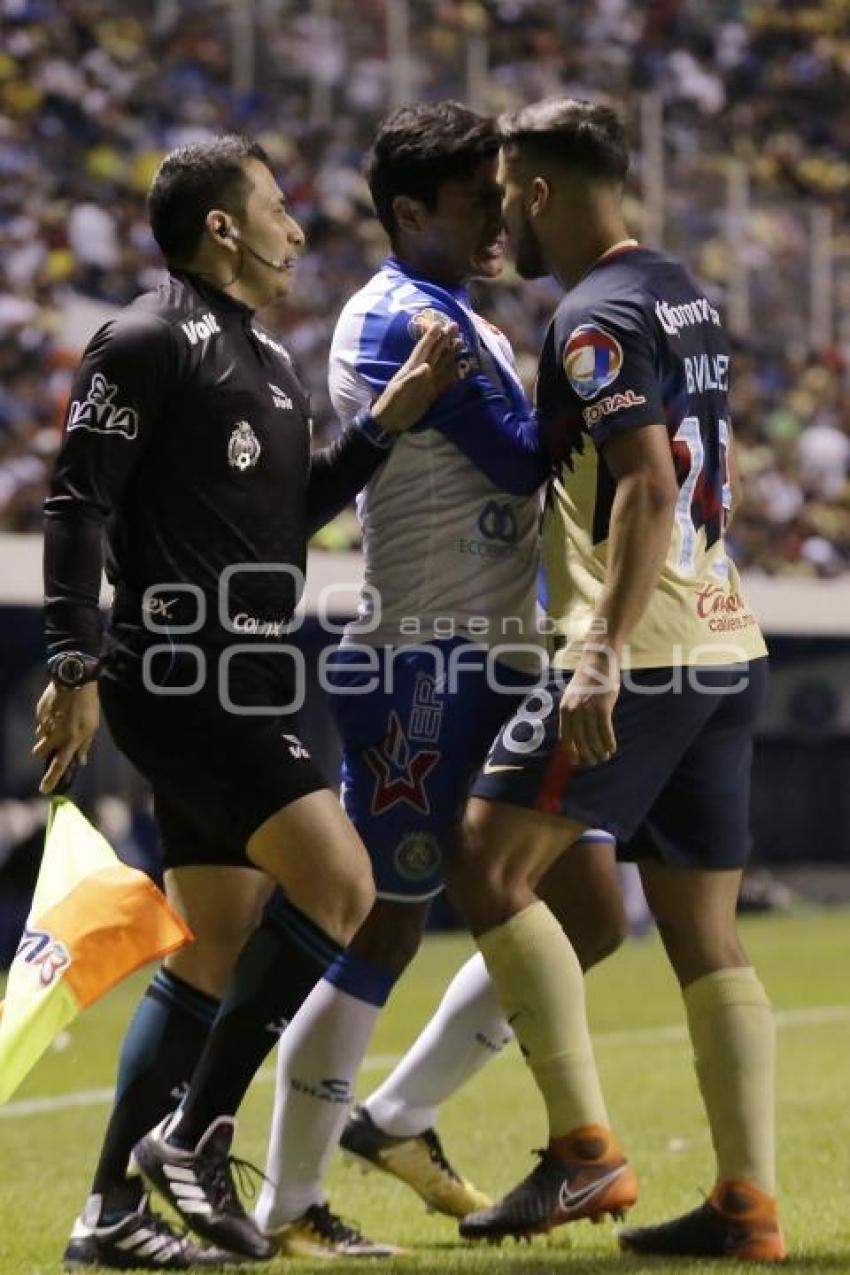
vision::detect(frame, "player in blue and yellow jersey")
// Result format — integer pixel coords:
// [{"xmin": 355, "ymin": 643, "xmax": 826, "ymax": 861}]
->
[
  {"xmin": 254, "ymin": 103, "xmax": 628, "ymax": 1258},
  {"xmin": 454, "ymin": 100, "xmax": 783, "ymax": 1260}
]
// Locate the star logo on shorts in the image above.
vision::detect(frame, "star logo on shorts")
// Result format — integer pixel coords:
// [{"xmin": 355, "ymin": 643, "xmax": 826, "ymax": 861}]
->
[{"xmin": 365, "ymin": 711, "xmax": 440, "ymax": 814}]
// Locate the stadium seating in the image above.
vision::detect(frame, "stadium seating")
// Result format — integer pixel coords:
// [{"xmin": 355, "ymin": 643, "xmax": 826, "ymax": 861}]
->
[{"xmin": 0, "ymin": 0, "xmax": 848, "ymax": 570}]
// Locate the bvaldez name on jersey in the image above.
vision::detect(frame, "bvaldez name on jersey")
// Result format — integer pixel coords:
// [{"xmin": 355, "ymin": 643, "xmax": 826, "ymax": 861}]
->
[{"xmin": 538, "ymin": 245, "xmax": 766, "ymax": 670}]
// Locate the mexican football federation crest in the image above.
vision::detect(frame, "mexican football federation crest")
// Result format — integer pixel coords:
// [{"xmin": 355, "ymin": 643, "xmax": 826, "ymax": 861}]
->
[{"xmin": 227, "ymin": 420, "xmax": 261, "ymax": 471}]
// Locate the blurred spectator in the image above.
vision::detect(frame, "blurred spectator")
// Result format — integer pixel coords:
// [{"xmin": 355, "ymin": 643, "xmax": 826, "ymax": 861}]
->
[{"xmin": 1, "ymin": 0, "xmax": 849, "ymax": 572}]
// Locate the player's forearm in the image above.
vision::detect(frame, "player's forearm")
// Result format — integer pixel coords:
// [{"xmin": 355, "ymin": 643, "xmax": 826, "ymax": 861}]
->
[
  {"xmin": 43, "ymin": 501, "xmax": 106, "ymax": 659},
  {"xmin": 433, "ymin": 377, "xmax": 549, "ymax": 494},
  {"xmin": 592, "ymin": 471, "xmax": 676, "ymax": 655}
]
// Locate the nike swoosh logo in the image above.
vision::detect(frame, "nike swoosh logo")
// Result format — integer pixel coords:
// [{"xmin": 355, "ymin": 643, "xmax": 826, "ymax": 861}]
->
[
  {"xmin": 558, "ymin": 1163, "xmax": 626, "ymax": 1215},
  {"xmin": 482, "ymin": 760, "xmax": 524, "ymax": 775}
]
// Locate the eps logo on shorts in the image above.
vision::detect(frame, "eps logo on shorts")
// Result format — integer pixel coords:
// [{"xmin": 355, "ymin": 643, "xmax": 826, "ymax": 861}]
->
[
  {"xmin": 394, "ymin": 832, "xmax": 442, "ymax": 882},
  {"xmin": 227, "ymin": 420, "xmax": 262, "ymax": 471},
  {"xmin": 563, "ymin": 324, "xmax": 623, "ymax": 400}
]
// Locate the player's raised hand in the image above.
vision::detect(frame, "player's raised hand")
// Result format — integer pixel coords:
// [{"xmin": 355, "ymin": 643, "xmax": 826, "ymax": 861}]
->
[
  {"xmin": 370, "ymin": 322, "xmax": 461, "ymax": 434},
  {"xmin": 33, "ymin": 680, "xmax": 100, "ymax": 794},
  {"xmin": 558, "ymin": 644, "xmax": 620, "ymax": 767}
]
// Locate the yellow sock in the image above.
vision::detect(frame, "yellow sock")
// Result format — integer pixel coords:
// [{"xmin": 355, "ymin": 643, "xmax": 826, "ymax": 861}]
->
[
  {"xmin": 477, "ymin": 900, "xmax": 608, "ymax": 1137},
  {"xmin": 684, "ymin": 966, "xmax": 776, "ymax": 1195}
]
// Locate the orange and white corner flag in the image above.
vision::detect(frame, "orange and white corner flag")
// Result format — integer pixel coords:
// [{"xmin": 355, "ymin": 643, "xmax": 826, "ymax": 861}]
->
[{"xmin": 0, "ymin": 796, "xmax": 192, "ymax": 1103}]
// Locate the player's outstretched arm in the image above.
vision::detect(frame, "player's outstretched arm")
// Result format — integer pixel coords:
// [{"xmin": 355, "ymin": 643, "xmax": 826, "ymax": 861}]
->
[
  {"xmin": 430, "ymin": 372, "xmax": 549, "ymax": 495},
  {"xmin": 307, "ymin": 325, "xmax": 459, "ymax": 533},
  {"xmin": 335, "ymin": 304, "xmax": 547, "ymax": 496},
  {"xmin": 559, "ymin": 423, "xmax": 677, "ymax": 767}
]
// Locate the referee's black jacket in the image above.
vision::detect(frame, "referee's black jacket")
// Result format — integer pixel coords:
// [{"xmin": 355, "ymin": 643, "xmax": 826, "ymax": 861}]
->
[{"xmin": 44, "ymin": 271, "xmax": 389, "ymax": 662}]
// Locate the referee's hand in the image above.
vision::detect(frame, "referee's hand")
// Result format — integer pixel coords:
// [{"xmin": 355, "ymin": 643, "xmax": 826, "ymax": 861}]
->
[
  {"xmin": 33, "ymin": 681, "xmax": 100, "ymax": 794},
  {"xmin": 371, "ymin": 323, "xmax": 460, "ymax": 434}
]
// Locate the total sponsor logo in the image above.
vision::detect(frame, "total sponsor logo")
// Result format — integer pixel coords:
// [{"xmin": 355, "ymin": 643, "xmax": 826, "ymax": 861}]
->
[
  {"xmin": 655, "ymin": 296, "xmax": 721, "ymax": 338},
  {"xmin": 181, "ymin": 311, "xmax": 221, "ymax": 346},
  {"xmin": 695, "ymin": 584, "xmax": 757, "ymax": 632},
  {"xmin": 563, "ymin": 324, "xmax": 623, "ymax": 400},
  {"xmin": 583, "ymin": 389, "xmax": 647, "ymax": 427}
]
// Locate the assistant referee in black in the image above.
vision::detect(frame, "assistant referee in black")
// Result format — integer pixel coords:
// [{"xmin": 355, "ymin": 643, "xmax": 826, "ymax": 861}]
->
[{"xmin": 35, "ymin": 136, "xmax": 455, "ymax": 1269}]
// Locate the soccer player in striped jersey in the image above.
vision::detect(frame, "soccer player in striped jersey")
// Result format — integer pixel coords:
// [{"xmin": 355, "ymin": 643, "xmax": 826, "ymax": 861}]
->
[{"xmin": 254, "ymin": 102, "xmax": 626, "ymax": 1259}]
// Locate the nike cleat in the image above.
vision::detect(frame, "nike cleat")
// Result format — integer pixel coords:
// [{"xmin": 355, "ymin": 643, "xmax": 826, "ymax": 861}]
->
[
  {"xmin": 266, "ymin": 1201, "xmax": 404, "ymax": 1259},
  {"xmin": 340, "ymin": 1105, "xmax": 491, "ymax": 1217},
  {"xmin": 459, "ymin": 1133, "xmax": 637, "ymax": 1241},
  {"xmin": 63, "ymin": 1191, "xmax": 245, "ymax": 1269},
  {"xmin": 619, "ymin": 1179, "xmax": 786, "ymax": 1261},
  {"xmin": 133, "ymin": 1114, "xmax": 275, "ymax": 1260}
]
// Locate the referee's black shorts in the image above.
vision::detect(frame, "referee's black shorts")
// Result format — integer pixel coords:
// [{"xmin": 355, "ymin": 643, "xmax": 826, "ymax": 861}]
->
[
  {"xmin": 471, "ymin": 658, "xmax": 767, "ymax": 870},
  {"xmin": 100, "ymin": 647, "xmax": 328, "ymax": 870}
]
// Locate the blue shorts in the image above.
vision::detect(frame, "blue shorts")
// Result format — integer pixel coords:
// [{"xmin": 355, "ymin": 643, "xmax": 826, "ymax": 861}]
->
[
  {"xmin": 471, "ymin": 659, "xmax": 768, "ymax": 870},
  {"xmin": 327, "ymin": 641, "xmax": 537, "ymax": 900}
]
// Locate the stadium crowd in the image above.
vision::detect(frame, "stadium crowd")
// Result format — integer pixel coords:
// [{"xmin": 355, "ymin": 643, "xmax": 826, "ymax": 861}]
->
[{"xmin": 1, "ymin": 0, "xmax": 849, "ymax": 572}]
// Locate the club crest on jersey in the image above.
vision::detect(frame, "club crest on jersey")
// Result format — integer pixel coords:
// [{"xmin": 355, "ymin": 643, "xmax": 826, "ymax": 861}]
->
[
  {"xmin": 67, "ymin": 373, "xmax": 139, "ymax": 440},
  {"xmin": 407, "ymin": 306, "xmax": 450, "ymax": 339},
  {"xmin": 227, "ymin": 420, "xmax": 261, "ymax": 471},
  {"xmin": 563, "ymin": 324, "xmax": 623, "ymax": 400}
]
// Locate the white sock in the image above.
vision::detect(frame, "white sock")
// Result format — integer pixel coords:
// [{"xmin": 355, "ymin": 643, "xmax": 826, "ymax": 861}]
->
[
  {"xmin": 364, "ymin": 953, "xmax": 512, "ymax": 1137},
  {"xmin": 255, "ymin": 978, "xmax": 382, "ymax": 1230}
]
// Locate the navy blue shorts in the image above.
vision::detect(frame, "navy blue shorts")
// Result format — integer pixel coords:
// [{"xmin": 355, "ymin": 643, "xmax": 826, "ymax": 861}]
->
[
  {"xmin": 471, "ymin": 658, "xmax": 768, "ymax": 869},
  {"xmin": 327, "ymin": 641, "xmax": 539, "ymax": 900}
]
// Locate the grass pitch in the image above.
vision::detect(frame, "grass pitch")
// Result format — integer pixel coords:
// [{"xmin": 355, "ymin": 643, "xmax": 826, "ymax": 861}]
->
[{"xmin": 1, "ymin": 908, "xmax": 849, "ymax": 1274}]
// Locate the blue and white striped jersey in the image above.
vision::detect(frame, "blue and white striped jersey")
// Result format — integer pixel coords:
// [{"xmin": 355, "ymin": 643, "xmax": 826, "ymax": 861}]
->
[{"xmin": 329, "ymin": 257, "xmax": 548, "ymax": 659}]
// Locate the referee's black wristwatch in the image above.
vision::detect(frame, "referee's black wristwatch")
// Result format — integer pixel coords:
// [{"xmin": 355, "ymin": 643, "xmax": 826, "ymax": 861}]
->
[{"xmin": 47, "ymin": 651, "xmax": 101, "ymax": 689}]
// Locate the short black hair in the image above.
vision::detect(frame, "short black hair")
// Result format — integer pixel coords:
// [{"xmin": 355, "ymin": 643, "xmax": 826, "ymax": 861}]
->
[
  {"xmin": 367, "ymin": 101, "xmax": 500, "ymax": 237},
  {"xmin": 499, "ymin": 98, "xmax": 629, "ymax": 183},
  {"xmin": 147, "ymin": 135, "xmax": 272, "ymax": 263}
]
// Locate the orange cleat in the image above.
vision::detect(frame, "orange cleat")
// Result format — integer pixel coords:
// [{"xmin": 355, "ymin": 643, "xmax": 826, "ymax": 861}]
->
[
  {"xmin": 619, "ymin": 1178, "xmax": 786, "ymax": 1261},
  {"xmin": 459, "ymin": 1125, "xmax": 637, "ymax": 1242}
]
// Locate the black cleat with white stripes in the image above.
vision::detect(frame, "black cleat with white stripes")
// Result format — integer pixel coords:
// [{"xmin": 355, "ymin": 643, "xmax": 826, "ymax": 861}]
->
[
  {"xmin": 63, "ymin": 1191, "xmax": 244, "ymax": 1269},
  {"xmin": 133, "ymin": 1114, "xmax": 275, "ymax": 1260}
]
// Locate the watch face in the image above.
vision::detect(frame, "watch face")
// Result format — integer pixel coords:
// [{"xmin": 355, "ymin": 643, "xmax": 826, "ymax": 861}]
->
[{"xmin": 58, "ymin": 654, "xmax": 85, "ymax": 685}]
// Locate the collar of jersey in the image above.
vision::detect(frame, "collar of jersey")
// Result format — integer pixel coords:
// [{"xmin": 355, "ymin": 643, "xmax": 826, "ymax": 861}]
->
[
  {"xmin": 383, "ymin": 256, "xmax": 470, "ymax": 305},
  {"xmin": 173, "ymin": 270, "xmax": 256, "ymax": 318}
]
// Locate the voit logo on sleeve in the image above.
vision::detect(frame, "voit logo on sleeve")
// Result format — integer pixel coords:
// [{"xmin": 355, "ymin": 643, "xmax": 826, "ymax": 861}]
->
[{"xmin": 563, "ymin": 324, "xmax": 623, "ymax": 400}]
